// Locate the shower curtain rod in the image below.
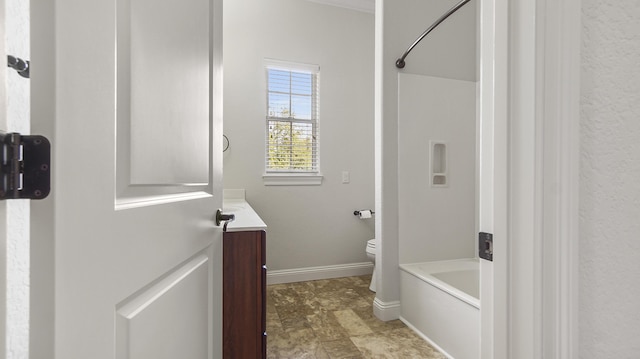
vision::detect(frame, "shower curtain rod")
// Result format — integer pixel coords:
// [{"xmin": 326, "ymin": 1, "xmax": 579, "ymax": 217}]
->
[
  {"xmin": 395, "ymin": 0, "xmax": 472, "ymax": 69},
  {"xmin": 7, "ymin": 55, "xmax": 30, "ymax": 78}
]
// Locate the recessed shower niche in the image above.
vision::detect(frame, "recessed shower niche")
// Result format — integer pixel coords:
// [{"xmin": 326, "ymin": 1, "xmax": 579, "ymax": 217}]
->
[{"xmin": 430, "ymin": 141, "xmax": 447, "ymax": 186}]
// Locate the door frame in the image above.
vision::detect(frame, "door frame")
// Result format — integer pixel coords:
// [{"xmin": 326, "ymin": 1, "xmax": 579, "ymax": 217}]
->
[
  {"xmin": 490, "ymin": 0, "xmax": 581, "ymax": 358},
  {"xmin": 29, "ymin": 0, "xmax": 56, "ymax": 357},
  {"xmin": 1, "ymin": 0, "xmax": 7, "ymax": 354},
  {"xmin": 26, "ymin": 0, "xmax": 582, "ymax": 357}
]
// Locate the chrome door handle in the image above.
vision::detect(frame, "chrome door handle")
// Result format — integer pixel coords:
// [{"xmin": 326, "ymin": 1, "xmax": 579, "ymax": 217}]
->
[{"xmin": 215, "ymin": 208, "xmax": 235, "ymax": 226}]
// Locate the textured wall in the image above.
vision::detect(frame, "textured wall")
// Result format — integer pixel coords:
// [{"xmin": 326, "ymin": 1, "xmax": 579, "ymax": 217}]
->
[
  {"xmin": 6, "ymin": 0, "xmax": 30, "ymax": 358},
  {"xmin": 580, "ymin": 1, "xmax": 640, "ymax": 357}
]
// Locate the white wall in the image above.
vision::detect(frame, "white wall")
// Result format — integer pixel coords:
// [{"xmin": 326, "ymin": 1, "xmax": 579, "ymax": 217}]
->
[
  {"xmin": 386, "ymin": 0, "xmax": 476, "ymax": 80},
  {"xmin": 223, "ymin": 0, "xmax": 375, "ymax": 272},
  {"xmin": 580, "ymin": 1, "xmax": 640, "ymax": 356},
  {"xmin": 398, "ymin": 74, "xmax": 476, "ymax": 264},
  {"xmin": 375, "ymin": 0, "xmax": 476, "ymax": 311}
]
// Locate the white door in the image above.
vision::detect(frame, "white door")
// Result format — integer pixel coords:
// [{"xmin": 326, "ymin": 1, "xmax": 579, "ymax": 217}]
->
[{"xmin": 31, "ymin": 0, "xmax": 224, "ymax": 357}]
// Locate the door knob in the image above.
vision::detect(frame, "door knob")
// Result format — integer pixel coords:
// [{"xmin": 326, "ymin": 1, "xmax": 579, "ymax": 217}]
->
[{"xmin": 215, "ymin": 208, "xmax": 235, "ymax": 226}]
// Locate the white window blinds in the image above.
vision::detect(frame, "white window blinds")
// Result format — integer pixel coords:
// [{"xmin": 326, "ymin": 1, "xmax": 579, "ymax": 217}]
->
[{"xmin": 265, "ymin": 60, "xmax": 319, "ymax": 173}]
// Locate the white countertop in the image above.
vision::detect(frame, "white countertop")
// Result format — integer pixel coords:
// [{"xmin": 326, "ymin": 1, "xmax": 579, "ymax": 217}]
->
[{"xmin": 223, "ymin": 198, "xmax": 267, "ymax": 232}]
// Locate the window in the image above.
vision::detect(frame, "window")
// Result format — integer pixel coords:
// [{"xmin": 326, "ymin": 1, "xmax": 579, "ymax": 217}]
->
[{"xmin": 263, "ymin": 59, "xmax": 322, "ymax": 185}]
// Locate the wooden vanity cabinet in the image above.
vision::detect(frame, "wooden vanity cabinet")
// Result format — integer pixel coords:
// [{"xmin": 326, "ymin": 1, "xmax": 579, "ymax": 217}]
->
[{"xmin": 223, "ymin": 230, "xmax": 266, "ymax": 358}]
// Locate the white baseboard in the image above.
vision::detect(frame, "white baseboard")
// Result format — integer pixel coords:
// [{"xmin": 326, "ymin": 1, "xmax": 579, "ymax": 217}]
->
[
  {"xmin": 372, "ymin": 297, "xmax": 400, "ymax": 321},
  {"xmin": 266, "ymin": 262, "xmax": 373, "ymax": 285}
]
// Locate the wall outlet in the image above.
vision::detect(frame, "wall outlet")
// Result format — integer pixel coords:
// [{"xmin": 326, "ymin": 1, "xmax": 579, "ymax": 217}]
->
[{"xmin": 342, "ymin": 171, "xmax": 350, "ymax": 184}]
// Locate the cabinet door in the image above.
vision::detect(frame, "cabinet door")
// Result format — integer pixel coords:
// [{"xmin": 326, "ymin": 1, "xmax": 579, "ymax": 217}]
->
[{"xmin": 223, "ymin": 230, "xmax": 266, "ymax": 358}]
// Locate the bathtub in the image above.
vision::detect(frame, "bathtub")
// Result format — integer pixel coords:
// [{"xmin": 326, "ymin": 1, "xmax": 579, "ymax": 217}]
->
[{"xmin": 399, "ymin": 258, "xmax": 479, "ymax": 359}]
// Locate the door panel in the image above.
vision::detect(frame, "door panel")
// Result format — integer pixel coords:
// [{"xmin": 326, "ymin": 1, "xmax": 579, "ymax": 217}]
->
[
  {"xmin": 116, "ymin": 0, "xmax": 213, "ymax": 206},
  {"xmin": 116, "ymin": 251, "xmax": 212, "ymax": 359},
  {"xmin": 120, "ymin": 0, "xmax": 210, "ymax": 186}
]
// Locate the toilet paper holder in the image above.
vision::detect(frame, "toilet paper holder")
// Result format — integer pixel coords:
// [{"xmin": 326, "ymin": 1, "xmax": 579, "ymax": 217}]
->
[{"xmin": 353, "ymin": 210, "xmax": 375, "ymax": 216}]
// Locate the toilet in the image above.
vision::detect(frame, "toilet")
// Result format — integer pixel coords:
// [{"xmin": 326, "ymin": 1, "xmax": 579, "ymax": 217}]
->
[{"xmin": 366, "ymin": 239, "xmax": 377, "ymax": 292}]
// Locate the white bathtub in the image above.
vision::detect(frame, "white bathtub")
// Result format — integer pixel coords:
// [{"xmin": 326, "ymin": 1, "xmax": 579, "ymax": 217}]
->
[{"xmin": 399, "ymin": 258, "xmax": 479, "ymax": 359}]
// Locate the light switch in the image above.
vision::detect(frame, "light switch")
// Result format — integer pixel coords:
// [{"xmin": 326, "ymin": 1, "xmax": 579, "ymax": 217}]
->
[{"xmin": 342, "ymin": 171, "xmax": 350, "ymax": 184}]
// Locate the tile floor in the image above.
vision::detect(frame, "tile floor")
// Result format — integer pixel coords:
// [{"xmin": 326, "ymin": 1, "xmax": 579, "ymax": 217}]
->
[{"xmin": 266, "ymin": 275, "xmax": 446, "ymax": 359}]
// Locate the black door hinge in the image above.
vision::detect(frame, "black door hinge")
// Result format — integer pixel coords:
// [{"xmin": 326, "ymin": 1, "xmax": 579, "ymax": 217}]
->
[
  {"xmin": 0, "ymin": 132, "xmax": 50, "ymax": 200},
  {"xmin": 479, "ymin": 232, "xmax": 493, "ymax": 261}
]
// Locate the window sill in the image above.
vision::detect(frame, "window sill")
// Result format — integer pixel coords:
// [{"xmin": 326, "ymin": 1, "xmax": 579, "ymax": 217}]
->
[{"xmin": 263, "ymin": 173, "xmax": 323, "ymax": 186}]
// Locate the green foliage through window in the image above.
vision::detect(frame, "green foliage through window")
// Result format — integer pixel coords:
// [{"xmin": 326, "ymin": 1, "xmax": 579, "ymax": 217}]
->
[{"xmin": 266, "ymin": 65, "xmax": 319, "ymax": 172}]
